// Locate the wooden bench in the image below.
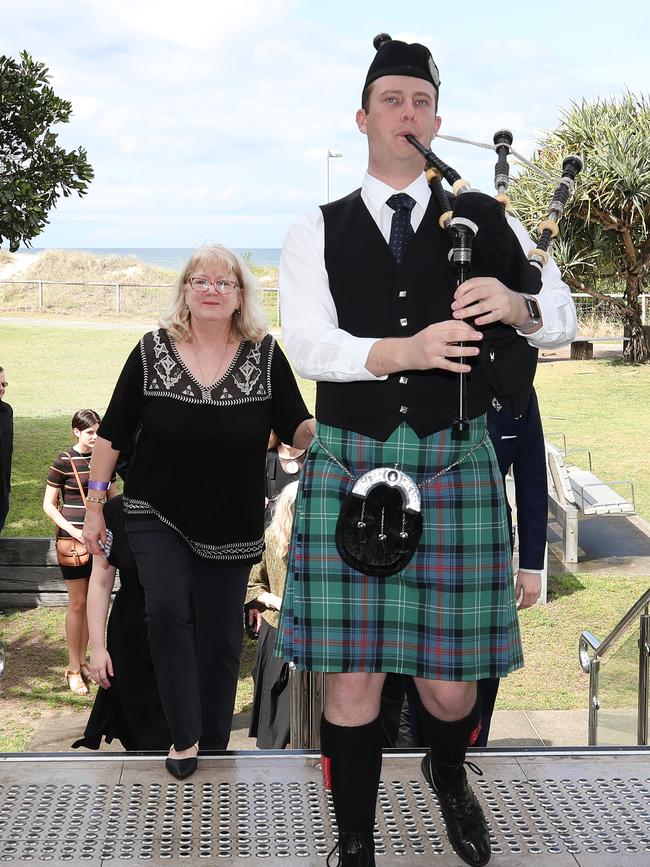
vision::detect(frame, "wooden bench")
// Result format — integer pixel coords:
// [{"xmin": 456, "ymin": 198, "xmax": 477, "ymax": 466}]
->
[
  {"xmin": 0, "ymin": 538, "xmax": 120, "ymax": 608},
  {"xmin": 545, "ymin": 441, "xmax": 636, "ymax": 564},
  {"xmin": 0, "ymin": 538, "xmax": 65, "ymax": 608}
]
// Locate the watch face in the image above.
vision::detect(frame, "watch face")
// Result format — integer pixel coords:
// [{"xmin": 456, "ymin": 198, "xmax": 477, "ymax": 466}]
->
[{"xmin": 526, "ymin": 297, "xmax": 541, "ymax": 321}]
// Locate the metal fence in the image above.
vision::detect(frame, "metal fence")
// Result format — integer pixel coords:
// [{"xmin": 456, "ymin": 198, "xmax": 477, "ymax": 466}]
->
[
  {"xmin": 0, "ymin": 278, "xmax": 281, "ymax": 328},
  {"xmin": 0, "ymin": 279, "xmax": 647, "ymax": 332}
]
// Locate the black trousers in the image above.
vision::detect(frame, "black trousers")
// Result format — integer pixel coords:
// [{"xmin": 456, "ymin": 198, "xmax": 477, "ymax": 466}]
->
[
  {"xmin": 0, "ymin": 495, "xmax": 9, "ymax": 534},
  {"xmin": 125, "ymin": 518, "xmax": 250, "ymax": 751}
]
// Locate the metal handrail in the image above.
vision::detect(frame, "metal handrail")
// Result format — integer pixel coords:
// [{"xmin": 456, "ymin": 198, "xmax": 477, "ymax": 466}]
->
[
  {"xmin": 579, "ymin": 587, "xmax": 650, "ymax": 746},
  {"xmin": 579, "ymin": 587, "xmax": 650, "ymax": 664}
]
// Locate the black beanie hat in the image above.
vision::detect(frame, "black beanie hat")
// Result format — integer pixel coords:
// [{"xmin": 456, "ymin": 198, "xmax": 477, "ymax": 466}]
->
[{"xmin": 364, "ymin": 33, "xmax": 440, "ymax": 92}]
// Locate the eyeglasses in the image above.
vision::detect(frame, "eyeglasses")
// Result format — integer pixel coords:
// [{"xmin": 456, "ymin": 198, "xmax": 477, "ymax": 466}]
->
[{"xmin": 188, "ymin": 276, "xmax": 240, "ymax": 294}]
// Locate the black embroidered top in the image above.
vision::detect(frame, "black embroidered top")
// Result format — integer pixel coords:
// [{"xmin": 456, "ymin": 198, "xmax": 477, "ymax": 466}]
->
[{"xmin": 98, "ymin": 329, "xmax": 310, "ymax": 564}]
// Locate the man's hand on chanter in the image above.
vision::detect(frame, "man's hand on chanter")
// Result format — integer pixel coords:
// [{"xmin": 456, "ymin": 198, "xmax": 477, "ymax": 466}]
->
[
  {"xmin": 407, "ymin": 321, "xmax": 483, "ymax": 373},
  {"xmin": 452, "ymin": 277, "xmax": 528, "ymax": 328}
]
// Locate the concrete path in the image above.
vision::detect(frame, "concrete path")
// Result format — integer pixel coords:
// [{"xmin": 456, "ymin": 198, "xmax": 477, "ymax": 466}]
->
[
  {"xmin": 549, "ymin": 513, "xmax": 650, "ymax": 576},
  {"xmin": 26, "ymin": 705, "xmax": 592, "ymax": 753}
]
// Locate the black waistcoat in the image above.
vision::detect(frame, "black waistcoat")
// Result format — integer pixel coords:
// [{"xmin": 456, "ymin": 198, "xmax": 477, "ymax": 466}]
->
[
  {"xmin": 317, "ymin": 189, "xmax": 491, "ymax": 440},
  {"xmin": 317, "ymin": 189, "xmax": 538, "ymax": 441}
]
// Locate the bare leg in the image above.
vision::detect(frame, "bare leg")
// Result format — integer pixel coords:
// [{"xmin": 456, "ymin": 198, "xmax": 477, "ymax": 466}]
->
[
  {"xmin": 65, "ymin": 578, "xmax": 89, "ymax": 671},
  {"xmin": 414, "ymin": 677, "xmax": 476, "ymax": 721},
  {"xmin": 325, "ymin": 671, "xmax": 386, "ymax": 725},
  {"xmin": 79, "ymin": 592, "xmax": 89, "ymax": 667}
]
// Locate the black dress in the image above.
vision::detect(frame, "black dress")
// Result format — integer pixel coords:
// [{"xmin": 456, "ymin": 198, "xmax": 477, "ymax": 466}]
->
[{"xmin": 72, "ymin": 496, "xmax": 171, "ymax": 751}]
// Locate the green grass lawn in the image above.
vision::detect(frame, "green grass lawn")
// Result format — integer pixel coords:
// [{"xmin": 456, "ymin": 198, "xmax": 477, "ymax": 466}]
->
[
  {"xmin": 0, "ymin": 320, "xmax": 648, "ymax": 750},
  {"xmin": 0, "ymin": 323, "xmax": 646, "ymax": 534},
  {"xmin": 534, "ymin": 355, "xmax": 650, "ymax": 521}
]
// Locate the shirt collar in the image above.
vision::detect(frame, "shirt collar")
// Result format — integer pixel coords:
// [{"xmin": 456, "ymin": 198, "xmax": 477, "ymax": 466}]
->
[{"xmin": 362, "ymin": 171, "xmax": 431, "ymax": 212}]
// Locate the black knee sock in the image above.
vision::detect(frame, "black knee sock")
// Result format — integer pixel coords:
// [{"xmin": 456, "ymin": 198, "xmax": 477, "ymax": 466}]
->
[
  {"xmin": 320, "ymin": 715, "xmax": 382, "ymax": 852},
  {"xmin": 419, "ymin": 698, "xmax": 481, "ymax": 788}
]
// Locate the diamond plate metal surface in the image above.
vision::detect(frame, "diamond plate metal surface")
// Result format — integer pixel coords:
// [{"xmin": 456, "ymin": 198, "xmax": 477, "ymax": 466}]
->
[{"xmin": 0, "ymin": 751, "xmax": 649, "ymax": 864}]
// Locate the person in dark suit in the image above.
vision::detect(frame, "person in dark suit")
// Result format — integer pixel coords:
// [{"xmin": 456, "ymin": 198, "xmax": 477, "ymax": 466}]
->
[
  {"xmin": 476, "ymin": 387, "xmax": 546, "ymax": 745},
  {"xmin": 380, "ymin": 387, "xmax": 547, "ymax": 752},
  {"xmin": 0, "ymin": 367, "xmax": 13, "ymax": 534}
]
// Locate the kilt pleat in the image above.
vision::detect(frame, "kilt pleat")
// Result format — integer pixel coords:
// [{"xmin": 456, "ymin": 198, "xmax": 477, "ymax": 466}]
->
[{"xmin": 277, "ymin": 418, "xmax": 523, "ymax": 681}]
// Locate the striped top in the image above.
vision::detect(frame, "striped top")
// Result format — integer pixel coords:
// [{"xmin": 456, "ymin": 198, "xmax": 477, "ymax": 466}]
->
[{"xmin": 46, "ymin": 447, "xmax": 114, "ymax": 538}]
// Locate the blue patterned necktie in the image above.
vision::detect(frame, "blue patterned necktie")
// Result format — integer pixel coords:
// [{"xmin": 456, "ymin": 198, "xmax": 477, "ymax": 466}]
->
[{"xmin": 386, "ymin": 193, "xmax": 416, "ymax": 265}]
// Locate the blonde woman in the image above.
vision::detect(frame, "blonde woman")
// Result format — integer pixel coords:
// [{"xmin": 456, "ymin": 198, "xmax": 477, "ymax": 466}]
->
[
  {"xmin": 83, "ymin": 244, "xmax": 313, "ymax": 778},
  {"xmin": 246, "ymin": 480, "xmax": 298, "ymax": 749}
]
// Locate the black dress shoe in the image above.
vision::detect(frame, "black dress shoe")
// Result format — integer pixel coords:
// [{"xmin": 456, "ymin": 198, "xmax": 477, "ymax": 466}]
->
[
  {"xmin": 421, "ymin": 754, "xmax": 491, "ymax": 866},
  {"xmin": 326, "ymin": 831, "xmax": 375, "ymax": 866},
  {"xmin": 165, "ymin": 755, "xmax": 197, "ymax": 780}
]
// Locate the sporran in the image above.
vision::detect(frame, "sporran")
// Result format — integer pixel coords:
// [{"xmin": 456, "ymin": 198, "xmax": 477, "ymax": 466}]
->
[{"xmin": 318, "ymin": 432, "xmax": 489, "ymax": 578}]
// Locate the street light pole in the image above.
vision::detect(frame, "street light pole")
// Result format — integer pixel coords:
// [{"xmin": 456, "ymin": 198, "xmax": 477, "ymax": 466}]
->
[{"xmin": 326, "ymin": 150, "xmax": 342, "ymax": 203}]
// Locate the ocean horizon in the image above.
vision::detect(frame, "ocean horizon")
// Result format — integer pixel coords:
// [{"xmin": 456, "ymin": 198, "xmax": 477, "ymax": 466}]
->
[{"xmin": 22, "ymin": 246, "xmax": 282, "ymax": 270}]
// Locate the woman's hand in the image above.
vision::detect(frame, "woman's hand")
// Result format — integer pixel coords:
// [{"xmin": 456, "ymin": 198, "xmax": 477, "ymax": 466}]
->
[
  {"xmin": 70, "ymin": 527, "xmax": 86, "ymax": 544},
  {"xmin": 247, "ymin": 607, "xmax": 263, "ymax": 636},
  {"xmin": 265, "ymin": 593, "xmax": 282, "ymax": 611},
  {"xmin": 83, "ymin": 505, "xmax": 107, "ymax": 555},
  {"xmin": 258, "ymin": 591, "xmax": 283, "ymax": 611},
  {"xmin": 90, "ymin": 647, "xmax": 114, "ymax": 689}
]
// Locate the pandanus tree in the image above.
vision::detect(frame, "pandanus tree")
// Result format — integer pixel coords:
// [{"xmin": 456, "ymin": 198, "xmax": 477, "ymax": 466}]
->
[{"xmin": 510, "ymin": 93, "xmax": 650, "ymax": 363}]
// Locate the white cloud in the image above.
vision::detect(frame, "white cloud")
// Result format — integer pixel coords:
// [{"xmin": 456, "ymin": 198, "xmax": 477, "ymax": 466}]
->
[{"xmin": 4, "ymin": 1, "xmax": 650, "ymax": 247}]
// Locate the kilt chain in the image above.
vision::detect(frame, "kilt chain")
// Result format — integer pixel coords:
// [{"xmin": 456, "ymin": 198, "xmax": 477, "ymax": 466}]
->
[{"xmin": 313, "ymin": 430, "xmax": 490, "ymax": 489}]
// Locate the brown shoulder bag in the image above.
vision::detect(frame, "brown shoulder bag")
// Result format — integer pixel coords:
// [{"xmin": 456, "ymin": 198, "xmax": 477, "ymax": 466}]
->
[{"xmin": 55, "ymin": 453, "xmax": 91, "ymax": 568}]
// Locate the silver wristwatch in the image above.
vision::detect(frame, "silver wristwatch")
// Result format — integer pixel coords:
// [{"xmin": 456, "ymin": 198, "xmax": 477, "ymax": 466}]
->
[{"xmin": 518, "ymin": 294, "xmax": 542, "ymax": 330}]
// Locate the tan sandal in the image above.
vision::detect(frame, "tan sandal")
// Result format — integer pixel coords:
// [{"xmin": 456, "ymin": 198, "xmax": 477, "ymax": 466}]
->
[
  {"xmin": 65, "ymin": 669, "xmax": 89, "ymax": 696},
  {"xmin": 79, "ymin": 663, "xmax": 93, "ymax": 686}
]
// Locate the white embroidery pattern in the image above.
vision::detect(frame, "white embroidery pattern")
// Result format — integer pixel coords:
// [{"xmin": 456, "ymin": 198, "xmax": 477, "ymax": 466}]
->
[
  {"xmin": 141, "ymin": 329, "xmax": 273, "ymax": 406},
  {"xmin": 152, "ymin": 330, "xmax": 182, "ymax": 389},
  {"xmin": 232, "ymin": 344, "xmax": 263, "ymax": 396},
  {"xmin": 124, "ymin": 497, "xmax": 264, "ymax": 560}
]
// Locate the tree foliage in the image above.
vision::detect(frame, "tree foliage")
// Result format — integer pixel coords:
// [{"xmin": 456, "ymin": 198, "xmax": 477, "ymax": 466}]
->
[
  {"xmin": 0, "ymin": 51, "xmax": 93, "ymax": 252},
  {"xmin": 509, "ymin": 93, "xmax": 650, "ymax": 362}
]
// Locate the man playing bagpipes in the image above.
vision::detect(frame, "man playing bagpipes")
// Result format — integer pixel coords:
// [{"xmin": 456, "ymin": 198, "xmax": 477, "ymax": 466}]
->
[{"xmin": 277, "ymin": 34, "xmax": 577, "ymax": 867}]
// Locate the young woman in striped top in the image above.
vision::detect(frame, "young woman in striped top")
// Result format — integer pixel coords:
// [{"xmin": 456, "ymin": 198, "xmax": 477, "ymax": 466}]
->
[{"xmin": 43, "ymin": 409, "xmax": 117, "ymax": 696}]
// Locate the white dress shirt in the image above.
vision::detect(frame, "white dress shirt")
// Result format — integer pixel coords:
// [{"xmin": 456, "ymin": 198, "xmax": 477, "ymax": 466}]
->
[{"xmin": 280, "ymin": 172, "xmax": 577, "ymax": 383}]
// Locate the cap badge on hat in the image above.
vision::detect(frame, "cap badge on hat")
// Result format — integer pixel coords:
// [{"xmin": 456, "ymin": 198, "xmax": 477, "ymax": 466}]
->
[{"xmin": 427, "ymin": 56, "xmax": 440, "ymax": 90}]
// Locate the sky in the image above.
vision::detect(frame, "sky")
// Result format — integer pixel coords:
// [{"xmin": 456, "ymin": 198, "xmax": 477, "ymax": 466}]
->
[{"xmin": 3, "ymin": 0, "xmax": 649, "ymax": 250}]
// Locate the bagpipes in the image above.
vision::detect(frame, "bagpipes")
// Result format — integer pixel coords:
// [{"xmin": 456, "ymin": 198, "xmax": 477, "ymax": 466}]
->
[{"xmin": 405, "ymin": 131, "xmax": 582, "ymax": 432}]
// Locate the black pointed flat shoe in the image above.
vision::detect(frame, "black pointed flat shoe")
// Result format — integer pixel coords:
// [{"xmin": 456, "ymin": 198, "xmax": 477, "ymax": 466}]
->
[
  {"xmin": 421, "ymin": 754, "xmax": 491, "ymax": 866},
  {"xmin": 165, "ymin": 756, "xmax": 198, "ymax": 780},
  {"xmin": 165, "ymin": 755, "xmax": 197, "ymax": 779}
]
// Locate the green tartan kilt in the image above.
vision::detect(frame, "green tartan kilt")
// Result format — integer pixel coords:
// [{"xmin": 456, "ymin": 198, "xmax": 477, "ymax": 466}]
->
[{"xmin": 277, "ymin": 417, "xmax": 523, "ymax": 681}]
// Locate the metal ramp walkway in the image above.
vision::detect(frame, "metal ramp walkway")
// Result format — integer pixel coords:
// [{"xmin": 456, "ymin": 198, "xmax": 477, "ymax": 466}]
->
[{"xmin": 1, "ymin": 748, "xmax": 649, "ymax": 865}]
